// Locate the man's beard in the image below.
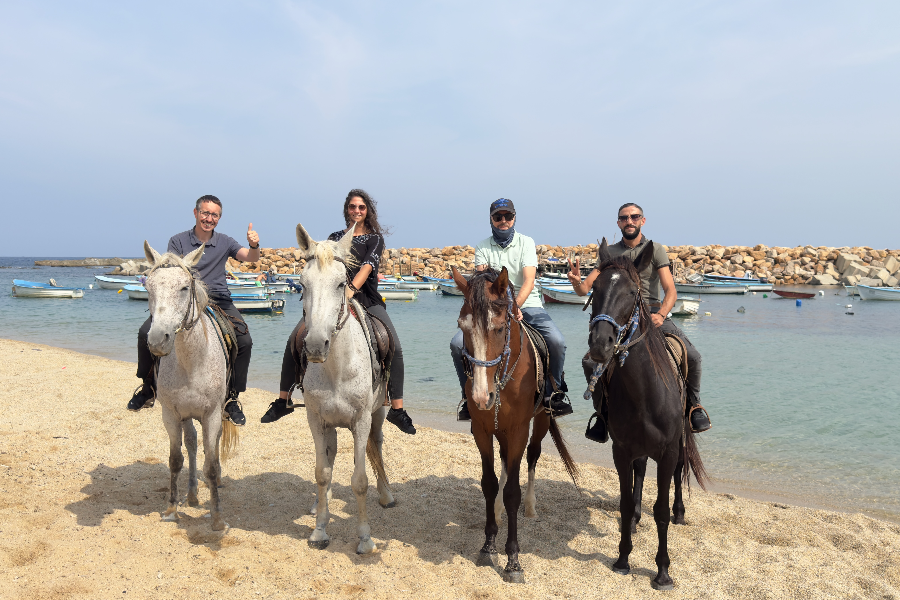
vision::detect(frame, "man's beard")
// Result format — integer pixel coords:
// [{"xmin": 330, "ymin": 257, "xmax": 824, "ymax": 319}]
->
[{"xmin": 622, "ymin": 224, "xmax": 641, "ymax": 240}]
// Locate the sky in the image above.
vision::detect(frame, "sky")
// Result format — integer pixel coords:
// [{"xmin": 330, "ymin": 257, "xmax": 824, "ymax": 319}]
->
[{"xmin": 1, "ymin": 0, "xmax": 898, "ymax": 256}]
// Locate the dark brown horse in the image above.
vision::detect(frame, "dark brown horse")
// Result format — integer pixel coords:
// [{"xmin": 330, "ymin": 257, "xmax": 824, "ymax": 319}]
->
[
  {"xmin": 586, "ymin": 240, "xmax": 707, "ymax": 590},
  {"xmin": 452, "ymin": 266, "xmax": 578, "ymax": 584}
]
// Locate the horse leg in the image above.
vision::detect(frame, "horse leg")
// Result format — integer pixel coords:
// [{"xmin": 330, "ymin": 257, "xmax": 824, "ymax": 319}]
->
[
  {"xmin": 183, "ymin": 419, "xmax": 199, "ymax": 507},
  {"xmin": 308, "ymin": 417, "xmax": 337, "ymax": 549},
  {"xmin": 473, "ymin": 426, "xmax": 498, "ymax": 567},
  {"xmin": 161, "ymin": 406, "xmax": 183, "ymax": 522},
  {"xmin": 502, "ymin": 430, "xmax": 528, "ymax": 584},
  {"xmin": 612, "ymin": 445, "xmax": 635, "ymax": 575},
  {"xmin": 524, "ymin": 411, "xmax": 551, "ymax": 518},
  {"xmin": 631, "ymin": 456, "xmax": 648, "ymax": 534},
  {"xmin": 672, "ymin": 445, "xmax": 686, "ymax": 525},
  {"xmin": 201, "ymin": 414, "xmax": 225, "ymax": 531},
  {"xmin": 494, "ymin": 459, "xmax": 507, "ymax": 524},
  {"xmin": 651, "ymin": 451, "xmax": 679, "ymax": 590},
  {"xmin": 370, "ymin": 405, "xmax": 396, "ymax": 508},
  {"xmin": 351, "ymin": 419, "xmax": 376, "ymax": 554}
]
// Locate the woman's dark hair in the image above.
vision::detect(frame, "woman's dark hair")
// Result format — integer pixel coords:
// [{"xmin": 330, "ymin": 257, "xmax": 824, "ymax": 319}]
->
[{"xmin": 343, "ymin": 188, "xmax": 385, "ymax": 237}]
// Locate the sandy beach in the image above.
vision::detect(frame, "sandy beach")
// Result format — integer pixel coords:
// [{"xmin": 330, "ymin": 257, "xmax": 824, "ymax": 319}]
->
[{"xmin": 1, "ymin": 337, "xmax": 898, "ymax": 600}]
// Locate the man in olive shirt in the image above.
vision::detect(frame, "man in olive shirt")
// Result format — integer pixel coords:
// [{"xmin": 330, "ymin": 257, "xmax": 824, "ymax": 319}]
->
[
  {"xmin": 126, "ymin": 195, "xmax": 260, "ymax": 426},
  {"xmin": 568, "ymin": 203, "xmax": 711, "ymax": 439}
]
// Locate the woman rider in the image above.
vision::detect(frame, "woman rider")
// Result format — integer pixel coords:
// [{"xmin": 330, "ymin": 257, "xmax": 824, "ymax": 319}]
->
[{"xmin": 260, "ymin": 189, "xmax": 416, "ymax": 434}]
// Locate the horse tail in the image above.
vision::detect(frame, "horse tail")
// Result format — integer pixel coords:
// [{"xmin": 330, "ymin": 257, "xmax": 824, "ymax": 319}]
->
[
  {"xmin": 548, "ymin": 418, "xmax": 580, "ymax": 488},
  {"xmin": 220, "ymin": 420, "xmax": 240, "ymax": 463},
  {"xmin": 682, "ymin": 424, "xmax": 708, "ymax": 492},
  {"xmin": 366, "ymin": 436, "xmax": 391, "ymax": 491}
]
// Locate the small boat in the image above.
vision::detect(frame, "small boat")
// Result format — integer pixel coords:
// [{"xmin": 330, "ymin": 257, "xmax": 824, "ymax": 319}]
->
[
  {"xmin": 541, "ymin": 286, "xmax": 586, "ymax": 305},
  {"xmin": 232, "ymin": 296, "xmax": 286, "ymax": 313},
  {"xmin": 378, "ymin": 288, "xmax": 419, "ymax": 301},
  {"xmin": 675, "ymin": 283, "xmax": 748, "ymax": 295},
  {"xmin": 94, "ymin": 275, "xmax": 142, "ymax": 290},
  {"xmin": 438, "ymin": 282, "xmax": 464, "ymax": 296},
  {"xmin": 671, "ymin": 296, "xmax": 700, "ymax": 316},
  {"xmin": 12, "ymin": 280, "xmax": 84, "ymax": 298},
  {"xmin": 773, "ymin": 290, "xmax": 816, "ymax": 299},
  {"xmin": 123, "ymin": 284, "xmax": 148, "ymax": 300},
  {"xmin": 857, "ymin": 285, "xmax": 900, "ymax": 301}
]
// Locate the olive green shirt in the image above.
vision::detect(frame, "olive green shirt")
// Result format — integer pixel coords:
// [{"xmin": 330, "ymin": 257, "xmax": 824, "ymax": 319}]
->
[{"xmin": 595, "ymin": 237, "xmax": 670, "ymax": 305}]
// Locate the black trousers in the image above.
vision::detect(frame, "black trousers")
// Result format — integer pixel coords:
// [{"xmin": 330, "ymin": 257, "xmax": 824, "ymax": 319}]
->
[
  {"xmin": 137, "ymin": 298, "xmax": 253, "ymax": 393},
  {"xmin": 279, "ymin": 304, "xmax": 405, "ymax": 400}
]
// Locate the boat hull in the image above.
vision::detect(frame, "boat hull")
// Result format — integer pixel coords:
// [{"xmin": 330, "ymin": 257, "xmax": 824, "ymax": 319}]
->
[{"xmin": 857, "ymin": 285, "xmax": 900, "ymax": 301}]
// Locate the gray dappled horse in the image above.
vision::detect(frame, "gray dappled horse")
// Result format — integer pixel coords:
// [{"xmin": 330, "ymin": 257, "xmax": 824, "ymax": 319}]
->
[
  {"xmin": 294, "ymin": 224, "xmax": 395, "ymax": 554},
  {"xmin": 586, "ymin": 239, "xmax": 707, "ymax": 590},
  {"xmin": 142, "ymin": 242, "xmax": 239, "ymax": 531}
]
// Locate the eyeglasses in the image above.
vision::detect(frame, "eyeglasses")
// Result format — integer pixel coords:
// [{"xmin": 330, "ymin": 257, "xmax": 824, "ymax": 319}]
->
[
  {"xmin": 491, "ymin": 212, "xmax": 515, "ymax": 223},
  {"xmin": 348, "ymin": 204, "xmax": 367, "ymax": 212},
  {"xmin": 198, "ymin": 210, "xmax": 221, "ymax": 220},
  {"xmin": 617, "ymin": 214, "xmax": 643, "ymax": 223}
]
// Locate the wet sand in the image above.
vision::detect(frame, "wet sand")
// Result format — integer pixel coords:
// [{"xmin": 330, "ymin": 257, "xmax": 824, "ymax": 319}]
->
[{"xmin": 1, "ymin": 338, "xmax": 898, "ymax": 599}]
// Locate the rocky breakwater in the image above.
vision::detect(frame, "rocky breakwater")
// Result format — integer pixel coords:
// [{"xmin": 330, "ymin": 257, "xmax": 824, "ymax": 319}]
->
[{"xmin": 667, "ymin": 245, "xmax": 900, "ymax": 287}]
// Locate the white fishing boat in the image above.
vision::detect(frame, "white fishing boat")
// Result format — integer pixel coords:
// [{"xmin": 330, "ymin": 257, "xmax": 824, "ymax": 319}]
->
[
  {"xmin": 438, "ymin": 282, "xmax": 464, "ymax": 296},
  {"xmin": 671, "ymin": 296, "xmax": 701, "ymax": 316},
  {"xmin": 378, "ymin": 288, "xmax": 419, "ymax": 301},
  {"xmin": 12, "ymin": 280, "xmax": 84, "ymax": 298},
  {"xmin": 123, "ymin": 284, "xmax": 148, "ymax": 300},
  {"xmin": 675, "ymin": 283, "xmax": 748, "ymax": 295},
  {"xmin": 232, "ymin": 296, "xmax": 286, "ymax": 313},
  {"xmin": 541, "ymin": 286, "xmax": 586, "ymax": 305},
  {"xmin": 857, "ymin": 285, "xmax": 900, "ymax": 301},
  {"xmin": 94, "ymin": 275, "xmax": 142, "ymax": 290}
]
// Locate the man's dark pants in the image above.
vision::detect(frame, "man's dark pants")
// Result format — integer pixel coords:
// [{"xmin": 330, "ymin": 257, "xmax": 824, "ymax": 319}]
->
[{"xmin": 137, "ymin": 297, "xmax": 252, "ymax": 393}]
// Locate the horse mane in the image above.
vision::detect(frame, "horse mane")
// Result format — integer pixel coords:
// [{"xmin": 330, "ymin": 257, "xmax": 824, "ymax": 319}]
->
[
  {"xmin": 147, "ymin": 252, "xmax": 209, "ymax": 310},
  {"xmin": 468, "ymin": 268, "xmax": 510, "ymax": 332},
  {"xmin": 596, "ymin": 256, "xmax": 672, "ymax": 385}
]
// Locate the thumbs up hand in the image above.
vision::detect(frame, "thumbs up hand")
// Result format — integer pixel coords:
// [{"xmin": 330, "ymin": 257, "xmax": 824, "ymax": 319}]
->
[{"xmin": 247, "ymin": 223, "xmax": 260, "ymax": 249}]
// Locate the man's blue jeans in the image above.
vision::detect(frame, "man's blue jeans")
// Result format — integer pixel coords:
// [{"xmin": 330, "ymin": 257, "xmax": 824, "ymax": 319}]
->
[{"xmin": 450, "ymin": 307, "xmax": 567, "ymax": 397}]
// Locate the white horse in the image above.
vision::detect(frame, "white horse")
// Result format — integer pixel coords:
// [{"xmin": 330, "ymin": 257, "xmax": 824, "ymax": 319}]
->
[
  {"xmin": 143, "ymin": 241, "xmax": 239, "ymax": 531},
  {"xmin": 295, "ymin": 224, "xmax": 394, "ymax": 554}
]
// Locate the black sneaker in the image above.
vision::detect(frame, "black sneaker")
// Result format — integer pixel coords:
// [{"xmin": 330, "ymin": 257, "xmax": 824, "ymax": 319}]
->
[
  {"xmin": 545, "ymin": 392, "xmax": 574, "ymax": 417},
  {"xmin": 387, "ymin": 407, "xmax": 416, "ymax": 435},
  {"xmin": 260, "ymin": 398, "xmax": 294, "ymax": 424},
  {"xmin": 126, "ymin": 383, "xmax": 155, "ymax": 411},
  {"xmin": 458, "ymin": 396, "xmax": 471, "ymax": 421},
  {"xmin": 224, "ymin": 399, "xmax": 246, "ymax": 426},
  {"xmin": 585, "ymin": 412, "xmax": 609, "ymax": 443},
  {"xmin": 689, "ymin": 406, "xmax": 711, "ymax": 433}
]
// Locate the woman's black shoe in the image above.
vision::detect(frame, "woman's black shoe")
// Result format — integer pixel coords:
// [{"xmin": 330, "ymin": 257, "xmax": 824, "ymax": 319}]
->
[
  {"xmin": 387, "ymin": 408, "xmax": 416, "ymax": 435},
  {"xmin": 585, "ymin": 412, "xmax": 609, "ymax": 443},
  {"xmin": 261, "ymin": 398, "xmax": 294, "ymax": 423}
]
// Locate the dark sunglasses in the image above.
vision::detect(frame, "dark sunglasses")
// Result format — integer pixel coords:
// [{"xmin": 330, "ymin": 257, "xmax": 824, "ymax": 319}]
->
[
  {"xmin": 491, "ymin": 212, "xmax": 515, "ymax": 223},
  {"xmin": 617, "ymin": 214, "xmax": 643, "ymax": 223}
]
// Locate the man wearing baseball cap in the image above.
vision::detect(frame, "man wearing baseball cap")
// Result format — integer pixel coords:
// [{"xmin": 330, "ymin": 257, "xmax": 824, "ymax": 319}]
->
[{"xmin": 450, "ymin": 198, "xmax": 572, "ymax": 420}]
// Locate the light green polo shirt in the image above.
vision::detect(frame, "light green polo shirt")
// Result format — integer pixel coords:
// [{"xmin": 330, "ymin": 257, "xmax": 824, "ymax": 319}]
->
[{"xmin": 473, "ymin": 232, "xmax": 543, "ymax": 308}]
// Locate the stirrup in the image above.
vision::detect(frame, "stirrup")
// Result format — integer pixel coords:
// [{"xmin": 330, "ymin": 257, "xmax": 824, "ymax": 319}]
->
[{"xmin": 688, "ymin": 404, "xmax": 711, "ymax": 433}]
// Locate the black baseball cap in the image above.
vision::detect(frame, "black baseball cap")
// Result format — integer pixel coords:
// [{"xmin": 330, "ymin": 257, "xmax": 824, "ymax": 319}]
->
[{"xmin": 490, "ymin": 198, "xmax": 515, "ymax": 216}]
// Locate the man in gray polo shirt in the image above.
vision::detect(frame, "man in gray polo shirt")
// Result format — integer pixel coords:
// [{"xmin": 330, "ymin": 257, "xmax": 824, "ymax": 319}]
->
[
  {"xmin": 126, "ymin": 194, "xmax": 261, "ymax": 426},
  {"xmin": 568, "ymin": 202, "xmax": 711, "ymax": 440}
]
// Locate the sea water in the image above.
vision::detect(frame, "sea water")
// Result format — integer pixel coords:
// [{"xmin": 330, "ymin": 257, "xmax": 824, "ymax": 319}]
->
[{"xmin": 2, "ymin": 258, "xmax": 898, "ymax": 521}]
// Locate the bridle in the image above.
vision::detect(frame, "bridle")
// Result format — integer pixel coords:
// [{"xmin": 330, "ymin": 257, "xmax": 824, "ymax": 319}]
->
[{"xmin": 583, "ymin": 277, "xmax": 648, "ymax": 400}]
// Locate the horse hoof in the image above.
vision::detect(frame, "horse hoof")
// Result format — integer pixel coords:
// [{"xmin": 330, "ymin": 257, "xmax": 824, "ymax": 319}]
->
[
  {"xmin": 308, "ymin": 539, "xmax": 330, "ymax": 550},
  {"xmin": 476, "ymin": 551, "xmax": 497, "ymax": 567},
  {"xmin": 381, "ymin": 500, "xmax": 397, "ymax": 509},
  {"xmin": 503, "ymin": 569, "xmax": 525, "ymax": 584}
]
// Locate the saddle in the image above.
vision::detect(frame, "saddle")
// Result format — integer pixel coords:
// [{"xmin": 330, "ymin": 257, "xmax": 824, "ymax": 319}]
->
[{"xmin": 205, "ymin": 305, "xmax": 239, "ymax": 398}]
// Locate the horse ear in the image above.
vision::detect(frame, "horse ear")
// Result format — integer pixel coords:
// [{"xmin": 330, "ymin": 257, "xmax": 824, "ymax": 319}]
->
[
  {"xmin": 183, "ymin": 243, "xmax": 205, "ymax": 268},
  {"xmin": 451, "ymin": 266, "xmax": 469, "ymax": 296},
  {"xmin": 295, "ymin": 223, "xmax": 317, "ymax": 258},
  {"xmin": 634, "ymin": 241, "xmax": 654, "ymax": 274},
  {"xmin": 144, "ymin": 241, "xmax": 162, "ymax": 265},
  {"xmin": 598, "ymin": 237, "xmax": 611, "ymax": 264},
  {"xmin": 495, "ymin": 267, "xmax": 510, "ymax": 297},
  {"xmin": 336, "ymin": 226, "xmax": 355, "ymax": 258}
]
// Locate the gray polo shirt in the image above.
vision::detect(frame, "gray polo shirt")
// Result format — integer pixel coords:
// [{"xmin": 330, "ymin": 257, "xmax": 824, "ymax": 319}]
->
[
  {"xmin": 595, "ymin": 237, "xmax": 670, "ymax": 305},
  {"xmin": 168, "ymin": 228, "xmax": 243, "ymax": 298}
]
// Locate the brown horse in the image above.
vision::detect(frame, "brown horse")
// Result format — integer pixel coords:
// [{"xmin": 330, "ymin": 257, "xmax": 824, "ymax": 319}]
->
[{"xmin": 452, "ymin": 266, "xmax": 578, "ymax": 584}]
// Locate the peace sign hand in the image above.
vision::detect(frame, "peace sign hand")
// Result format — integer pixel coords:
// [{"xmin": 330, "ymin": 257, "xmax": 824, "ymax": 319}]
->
[{"xmin": 566, "ymin": 256, "xmax": 581, "ymax": 285}]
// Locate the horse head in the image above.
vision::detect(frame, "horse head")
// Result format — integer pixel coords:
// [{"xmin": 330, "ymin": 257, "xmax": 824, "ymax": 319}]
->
[
  {"xmin": 143, "ymin": 240, "xmax": 208, "ymax": 357},
  {"xmin": 588, "ymin": 237, "xmax": 654, "ymax": 364},
  {"xmin": 452, "ymin": 265, "xmax": 512, "ymax": 411},
  {"xmin": 295, "ymin": 223, "xmax": 355, "ymax": 363}
]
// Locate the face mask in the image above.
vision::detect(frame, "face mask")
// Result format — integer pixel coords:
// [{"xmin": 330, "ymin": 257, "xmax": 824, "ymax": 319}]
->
[{"xmin": 491, "ymin": 224, "xmax": 516, "ymax": 248}]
